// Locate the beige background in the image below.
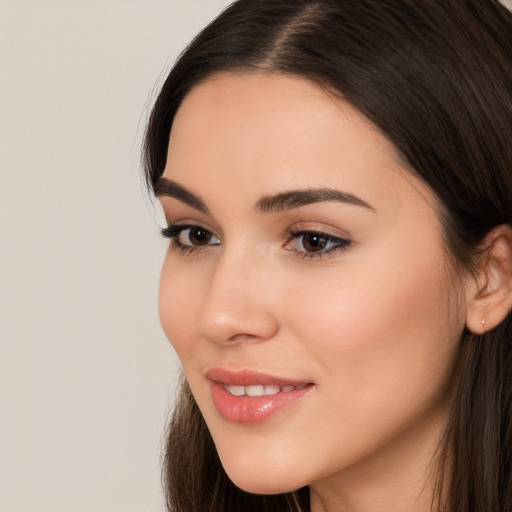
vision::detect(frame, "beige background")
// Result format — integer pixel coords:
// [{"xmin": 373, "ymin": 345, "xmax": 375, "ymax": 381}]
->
[
  {"xmin": 1, "ymin": 1, "xmax": 511, "ymax": 511},
  {"xmin": 0, "ymin": 1, "xmax": 232, "ymax": 511}
]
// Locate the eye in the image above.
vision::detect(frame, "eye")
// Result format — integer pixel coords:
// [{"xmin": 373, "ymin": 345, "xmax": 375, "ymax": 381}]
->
[
  {"xmin": 161, "ymin": 223, "xmax": 220, "ymax": 251},
  {"xmin": 178, "ymin": 227, "xmax": 217, "ymax": 247},
  {"xmin": 285, "ymin": 230, "xmax": 350, "ymax": 259}
]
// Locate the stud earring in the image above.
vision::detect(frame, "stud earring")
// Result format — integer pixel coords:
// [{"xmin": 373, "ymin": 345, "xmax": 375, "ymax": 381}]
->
[{"xmin": 481, "ymin": 316, "xmax": 486, "ymax": 333}]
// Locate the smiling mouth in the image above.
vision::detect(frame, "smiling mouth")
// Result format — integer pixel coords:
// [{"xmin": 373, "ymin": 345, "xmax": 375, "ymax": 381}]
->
[
  {"xmin": 206, "ymin": 368, "xmax": 314, "ymax": 423},
  {"xmin": 222, "ymin": 383, "xmax": 309, "ymax": 396}
]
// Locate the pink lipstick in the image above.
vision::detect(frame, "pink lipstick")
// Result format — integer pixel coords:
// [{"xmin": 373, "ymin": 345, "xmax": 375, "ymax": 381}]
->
[{"xmin": 206, "ymin": 368, "xmax": 314, "ymax": 424}]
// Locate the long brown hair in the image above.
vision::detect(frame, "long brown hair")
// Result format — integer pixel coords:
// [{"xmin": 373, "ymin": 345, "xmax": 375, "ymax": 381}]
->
[{"xmin": 143, "ymin": 1, "xmax": 512, "ymax": 510}]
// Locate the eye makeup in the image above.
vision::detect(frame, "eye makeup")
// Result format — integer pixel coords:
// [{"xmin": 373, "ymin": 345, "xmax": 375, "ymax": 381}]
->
[
  {"xmin": 161, "ymin": 222, "xmax": 351, "ymax": 260},
  {"xmin": 284, "ymin": 229, "xmax": 351, "ymax": 260}
]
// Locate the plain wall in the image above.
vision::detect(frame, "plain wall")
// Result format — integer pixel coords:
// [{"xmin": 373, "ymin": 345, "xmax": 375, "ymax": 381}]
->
[
  {"xmin": 0, "ymin": 1, "xmax": 231, "ymax": 511},
  {"xmin": 1, "ymin": 1, "xmax": 511, "ymax": 511}
]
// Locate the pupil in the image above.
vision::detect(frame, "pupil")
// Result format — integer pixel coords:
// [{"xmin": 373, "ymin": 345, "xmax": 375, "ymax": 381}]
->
[
  {"xmin": 191, "ymin": 228, "xmax": 210, "ymax": 245},
  {"xmin": 304, "ymin": 233, "xmax": 326, "ymax": 252}
]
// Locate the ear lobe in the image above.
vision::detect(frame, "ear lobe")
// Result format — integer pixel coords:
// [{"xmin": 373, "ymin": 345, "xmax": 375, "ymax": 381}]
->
[{"xmin": 466, "ymin": 225, "xmax": 512, "ymax": 334}]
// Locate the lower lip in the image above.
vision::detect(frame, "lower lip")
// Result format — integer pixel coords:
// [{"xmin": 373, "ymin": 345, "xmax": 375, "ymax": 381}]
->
[{"xmin": 210, "ymin": 381, "xmax": 314, "ymax": 424}]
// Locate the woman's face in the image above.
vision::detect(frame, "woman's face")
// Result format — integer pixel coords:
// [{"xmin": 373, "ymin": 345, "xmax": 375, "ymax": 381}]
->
[{"xmin": 157, "ymin": 73, "xmax": 468, "ymax": 498}]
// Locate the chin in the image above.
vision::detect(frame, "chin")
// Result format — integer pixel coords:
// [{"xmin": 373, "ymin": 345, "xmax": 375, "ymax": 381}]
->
[
  {"xmin": 216, "ymin": 448, "xmax": 308, "ymax": 495},
  {"xmin": 226, "ymin": 471, "xmax": 302, "ymax": 496}
]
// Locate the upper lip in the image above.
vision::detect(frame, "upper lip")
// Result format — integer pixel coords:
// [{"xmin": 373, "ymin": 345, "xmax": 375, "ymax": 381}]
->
[{"xmin": 205, "ymin": 368, "xmax": 311, "ymax": 387}]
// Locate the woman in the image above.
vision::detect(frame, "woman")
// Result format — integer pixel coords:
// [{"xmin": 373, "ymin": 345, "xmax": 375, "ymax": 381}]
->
[{"xmin": 143, "ymin": 1, "xmax": 512, "ymax": 510}]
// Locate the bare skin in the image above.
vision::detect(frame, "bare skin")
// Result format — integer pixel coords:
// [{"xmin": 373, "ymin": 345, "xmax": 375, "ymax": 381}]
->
[{"xmin": 157, "ymin": 72, "xmax": 475, "ymax": 512}]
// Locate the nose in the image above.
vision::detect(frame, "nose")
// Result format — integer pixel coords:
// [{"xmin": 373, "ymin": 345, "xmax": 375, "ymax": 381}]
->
[{"xmin": 197, "ymin": 249, "xmax": 279, "ymax": 346}]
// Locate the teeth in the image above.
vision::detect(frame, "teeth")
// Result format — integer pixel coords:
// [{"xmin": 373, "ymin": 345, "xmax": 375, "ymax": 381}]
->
[
  {"xmin": 229, "ymin": 385, "xmax": 245, "ymax": 396},
  {"xmin": 246, "ymin": 385, "xmax": 264, "ymax": 396},
  {"xmin": 264, "ymin": 385, "xmax": 280, "ymax": 395},
  {"xmin": 223, "ymin": 383, "xmax": 301, "ymax": 396}
]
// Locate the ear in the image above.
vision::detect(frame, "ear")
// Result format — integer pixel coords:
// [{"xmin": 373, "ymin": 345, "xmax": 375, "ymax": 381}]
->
[{"xmin": 466, "ymin": 225, "xmax": 512, "ymax": 334}]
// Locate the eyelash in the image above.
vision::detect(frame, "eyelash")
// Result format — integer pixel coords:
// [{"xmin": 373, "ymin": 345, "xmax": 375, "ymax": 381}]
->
[
  {"xmin": 160, "ymin": 223, "xmax": 220, "ymax": 255},
  {"xmin": 286, "ymin": 229, "xmax": 351, "ymax": 260},
  {"xmin": 160, "ymin": 223, "xmax": 351, "ymax": 260}
]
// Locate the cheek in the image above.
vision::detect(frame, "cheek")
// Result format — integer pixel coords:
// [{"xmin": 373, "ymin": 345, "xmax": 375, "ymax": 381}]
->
[
  {"xmin": 284, "ymin": 239, "xmax": 463, "ymax": 413},
  {"xmin": 158, "ymin": 258, "xmax": 203, "ymax": 359}
]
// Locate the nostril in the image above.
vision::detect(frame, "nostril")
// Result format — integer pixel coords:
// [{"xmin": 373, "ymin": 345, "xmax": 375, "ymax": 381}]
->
[
  {"xmin": 227, "ymin": 333, "xmax": 262, "ymax": 344},
  {"xmin": 198, "ymin": 305, "xmax": 279, "ymax": 346}
]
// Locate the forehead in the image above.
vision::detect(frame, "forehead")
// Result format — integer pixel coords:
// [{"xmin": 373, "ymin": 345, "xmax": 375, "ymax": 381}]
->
[
  {"xmin": 164, "ymin": 72, "xmax": 433, "ymax": 213},
  {"xmin": 169, "ymin": 71, "xmax": 397, "ymax": 163}
]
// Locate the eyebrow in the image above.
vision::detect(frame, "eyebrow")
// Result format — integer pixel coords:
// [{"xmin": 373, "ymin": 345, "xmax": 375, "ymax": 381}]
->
[
  {"xmin": 154, "ymin": 177, "xmax": 209, "ymax": 213},
  {"xmin": 256, "ymin": 188, "xmax": 374, "ymax": 213},
  {"xmin": 154, "ymin": 177, "xmax": 374, "ymax": 214}
]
